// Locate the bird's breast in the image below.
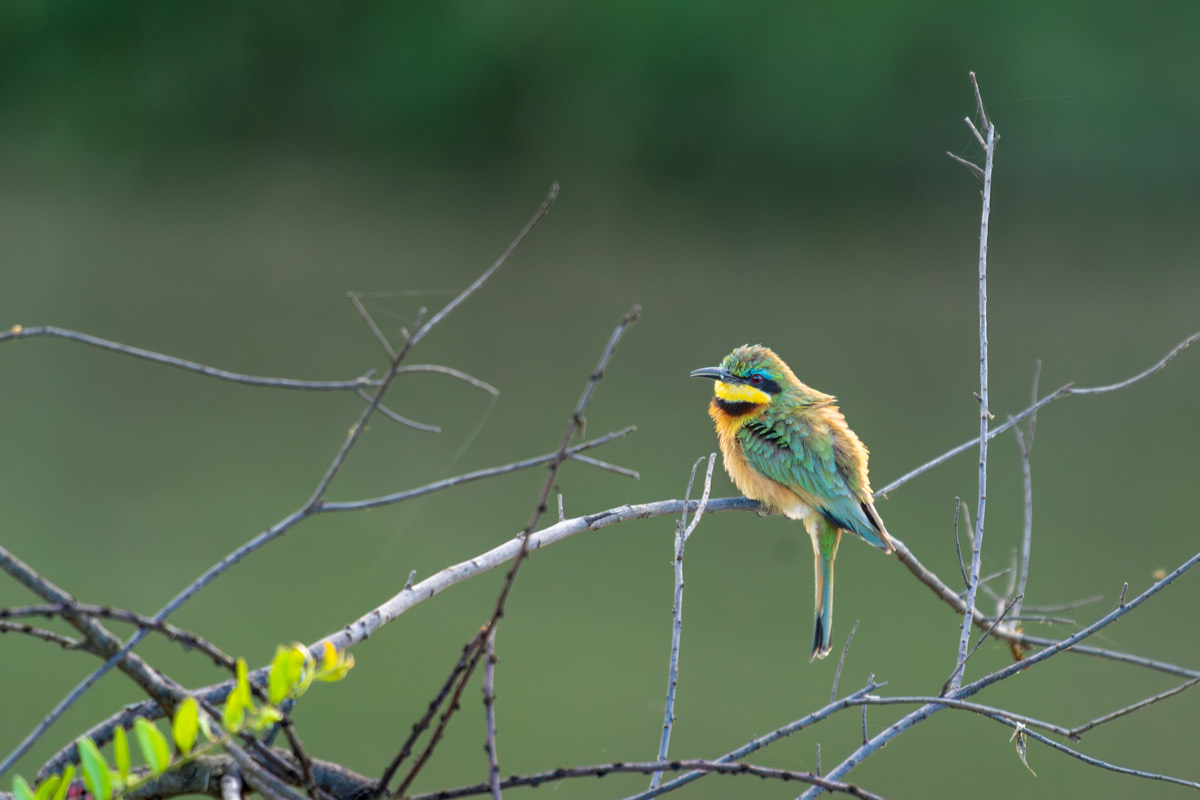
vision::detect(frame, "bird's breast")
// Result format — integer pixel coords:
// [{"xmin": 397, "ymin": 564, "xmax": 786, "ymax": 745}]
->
[{"xmin": 713, "ymin": 416, "xmax": 813, "ymax": 522}]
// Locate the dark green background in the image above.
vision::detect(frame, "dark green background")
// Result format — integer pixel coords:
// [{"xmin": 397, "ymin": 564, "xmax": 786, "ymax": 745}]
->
[{"xmin": 2, "ymin": 3, "xmax": 1198, "ymax": 799}]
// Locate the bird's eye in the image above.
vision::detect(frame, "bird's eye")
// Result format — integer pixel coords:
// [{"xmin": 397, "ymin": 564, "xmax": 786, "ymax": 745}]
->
[{"xmin": 749, "ymin": 374, "xmax": 764, "ymax": 385}]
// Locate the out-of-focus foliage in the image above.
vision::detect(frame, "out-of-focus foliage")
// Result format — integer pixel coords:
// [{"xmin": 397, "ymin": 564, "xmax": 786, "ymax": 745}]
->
[{"xmin": 2, "ymin": 2, "xmax": 1198, "ymax": 203}]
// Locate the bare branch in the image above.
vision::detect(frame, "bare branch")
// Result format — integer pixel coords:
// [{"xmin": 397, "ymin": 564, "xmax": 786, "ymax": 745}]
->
[
  {"xmin": 566, "ymin": 452, "xmax": 640, "ymax": 479},
  {"xmin": 347, "ymin": 292, "xmax": 397, "ymax": 360},
  {"xmin": 952, "ymin": 498, "xmax": 967, "ymax": 585},
  {"xmin": 220, "ymin": 772, "xmax": 243, "ymax": 800},
  {"xmin": 482, "ymin": 630, "xmax": 501, "ymax": 800},
  {"xmin": 6, "ymin": 185, "xmax": 561, "ymax": 784},
  {"xmin": 805, "ymin": 546, "xmax": 1200, "ymax": 797},
  {"xmin": 393, "ymin": 364, "xmax": 498, "ymax": 396},
  {"xmin": 0, "ymin": 546, "xmax": 180, "ymax": 711},
  {"xmin": 353, "ymin": 388, "xmax": 440, "ymax": 432},
  {"xmin": 0, "ymin": 325, "xmax": 378, "ymax": 391},
  {"xmin": 1006, "ymin": 723, "xmax": 1200, "ymax": 791},
  {"xmin": 620, "ymin": 681, "xmax": 883, "ymax": 800},
  {"xmin": 321, "ymin": 426, "xmax": 635, "ymax": 513},
  {"xmin": 0, "ymin": 621, "xmax": 83, "ymax": 651},
  {"xmin": 830, "ymin": 621, "xmax": 859, "ymax": 702},
  {"xmin": 949, "ymin": 76, "xmax": 997, "ymax": 694},
  {"xmin": 1067, "ymin": 677, "xmax": 1200, "ymax": 738},
  {"xmin": 879, "ymin": 330, "xmax": 1199, "ymax": 498},
  {"xmin": 409, "ymin": 759, "xmax": 885, "ymax": 800},
  {"xmin": 388, "ymin": 304, "xmax": 640, "ymax": 797},
  {"xmin": 650, "ymin": 454, "xmax": 716, "ymax": 791},
  {"xmin": 946, "ymin": 152, "xmax": 985, "ymax": 180},
  {"xmin": 406, "ymin": 184, "xmax": 558, "ymax": 353}
]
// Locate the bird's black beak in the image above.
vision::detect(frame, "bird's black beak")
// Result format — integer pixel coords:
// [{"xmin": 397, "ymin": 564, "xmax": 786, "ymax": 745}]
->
[{"xmin": 690, "ymin": 366, "xmax": 730, "ymax": 381}]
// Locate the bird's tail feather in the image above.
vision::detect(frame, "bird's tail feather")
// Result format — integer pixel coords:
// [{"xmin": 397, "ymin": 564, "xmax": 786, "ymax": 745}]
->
[{"xmin": 811, "ymin": 525, "xmax": 841, "ymax": 660}]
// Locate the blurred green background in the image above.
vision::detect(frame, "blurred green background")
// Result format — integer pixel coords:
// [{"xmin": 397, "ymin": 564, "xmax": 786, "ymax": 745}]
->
[{"xmin": 2, "ymin": 3, "xmax": 1198, "ymax": 799}]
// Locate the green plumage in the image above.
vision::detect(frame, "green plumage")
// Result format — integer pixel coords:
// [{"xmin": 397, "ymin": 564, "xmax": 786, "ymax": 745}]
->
[
  {"xmin": 738, "ymin": 406, "xmax": 889, "ymax": 551},
  {"xmin": 692, "ymin": 344, "xmax": 893, "ymax": 660}
]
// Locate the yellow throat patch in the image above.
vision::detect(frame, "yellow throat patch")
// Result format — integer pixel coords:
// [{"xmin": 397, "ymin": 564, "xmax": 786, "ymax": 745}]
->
[{"xmin": 713, "ymin": 380, "xmax": 772, "ymax": 405}]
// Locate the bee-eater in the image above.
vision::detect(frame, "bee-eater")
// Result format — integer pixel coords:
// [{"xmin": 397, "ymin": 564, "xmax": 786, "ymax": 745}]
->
[{"xmin": 691, "ymin": 345, "xmax": 893, "ymax": 660}]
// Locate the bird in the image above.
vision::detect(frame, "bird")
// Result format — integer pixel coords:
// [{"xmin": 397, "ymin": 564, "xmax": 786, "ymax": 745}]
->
[{"xmin": 691, "ymin": 344, "xmax": 893, "ymax": 660}]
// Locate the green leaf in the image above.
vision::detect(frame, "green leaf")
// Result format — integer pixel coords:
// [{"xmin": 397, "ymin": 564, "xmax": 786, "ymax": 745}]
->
[
  {"xmin": 133, "ymin": 718, "xmax": 171, "ymax": 776},
  {"xmin": 197, "ymin": 712, "xmax": 216, "ymax": 743},
  {"xmin": 112, "ymin": 726, "xmax": 130, "ymax": 783},
  {"xmin": 33, "ymin": 775, "xmax": 59, "ymax": 800},
  {"xmin": 223, "ymin": 657, "xmax": 256, "ymax": 733},
  {"xmin": 50, "ymin": 767, "xmax": 74, "ymax": 800},
  {"xmin": 77, "ymin": 738, "xmax": 113, "ymax": 800},
  {"xmin": 172, "ymin": 697, "xmax": 199, "ymax": 756},
  {"xmin": 268, "ymin": 645, "xmax": 289, "ymax": 705},
  {"xmin": 12, "ymin": 776, "xmax": 35, "ymax": 800},
  {"xmin": 315, "ymin": 642, "xmax": 354, "ymax": 683},
  {"xmin": 248, "ymin": 705, "xmax": 284, "ymax": 732}
]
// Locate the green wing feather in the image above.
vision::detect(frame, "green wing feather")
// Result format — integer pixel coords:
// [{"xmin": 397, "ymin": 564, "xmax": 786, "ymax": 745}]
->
[{"xmin": 738, "ymin": 415, "xmax": 889, "ymax": 550}]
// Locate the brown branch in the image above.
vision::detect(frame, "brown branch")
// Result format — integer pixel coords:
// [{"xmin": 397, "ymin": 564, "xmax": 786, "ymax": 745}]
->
[
  {"xmin": 387, "ymin": 305, "xmax": 641, "ymax": 797},
  {"xmin": 406, "ymin": 759, "xmax": 885, "ymax": 800}
]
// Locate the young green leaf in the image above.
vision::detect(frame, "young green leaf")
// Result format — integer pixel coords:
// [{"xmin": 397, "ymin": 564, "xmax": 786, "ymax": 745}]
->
[
  {"xmin": 248, "ymin": 705, "xmax": 284, "ymax": 732},
  {"xmin": 33, "ymin": 775, "xmax": 59, "ymax": 800},
  {"xmin": 113, "ymin": 726, "xmax": 131, "ymax": 784},
  {"xmin": 12, "ymin": 776, "xmax": 35, "ymax": 800},
  {"xmin": 49, "ymin": 766, "xmax": 74, "ymax": 800},
  {"xmin": 76, "ymin": 738, "xmax": 113, "ymax": 800},
  {"xmin": 173, "ymin": 697, "xmax": 199, "ymax": 756},
  {"xmin": 134, "ymin": 718, "xmax": 171, "ymax": 776},
  {"xmin": 316, "ymin": 642, "xmax": 355, "ymax": 682}
]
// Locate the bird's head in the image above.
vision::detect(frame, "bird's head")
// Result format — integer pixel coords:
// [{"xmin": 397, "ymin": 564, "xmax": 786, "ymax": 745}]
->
[{"xmin": 690, "ymin": 344, "xmax": 798, "ymax": 407}]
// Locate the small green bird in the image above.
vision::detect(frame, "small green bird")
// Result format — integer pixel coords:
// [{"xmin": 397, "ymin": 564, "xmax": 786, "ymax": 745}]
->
[{"xmin": 691, "ymin": 345, "xmax": 893, "ymax": 660}]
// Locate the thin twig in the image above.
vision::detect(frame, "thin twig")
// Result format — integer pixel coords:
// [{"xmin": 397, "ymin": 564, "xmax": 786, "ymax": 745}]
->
[
  {"xmin": 650, "ymin": 454, "xmax": 716, "ymax": 792},
  {"xmin": 946, "ymin": 152, "xmax": 985, "ymax": 180},
  {"xmin": 950, "ymin": 74, "xmax": 997, "ymax": 695},
  {"xmin": 0, "ymin": 621, "xmax": 83, "ymax": 650},
  {"xmin": 373, "ymin": 634, "xmax": 483, "ymax": 793},
  {"xmin": 388, "ymin": 304, "xmax": 640, "ymax": 797},
  {"xmin": 408, "ymin": 759, "xmax": 886, "ymax": 800},
  {"xmin": 0, "ymin": 325, "xmax": 378, "ymax": 390},
  {"xmin": 619, "ymin": 682, "xmax": 882, "ymax": 800},
  {"xmin": 5, "ymin": 184, "xmax": 560, "ymax": 785},
  {"xmin": 1010, "ymin": 373, "xmax": 1036, "ymax": 619},
  {"xmin": 347, "ymin": 292, "xmax": 397, "ymax": 360},
  {"xmin": 943, "ymin": 593, "xmax": 1021, "ymax": 695},
  {"xmin": 482, "ymin": 630, "xmax": 501, "ymax": 800},
  {"xmin": 879, "ymin": 330, "xmax": 1200, "ymax": 498},
  {"xmin": 952, "ymin": 498, "xmax": 967, "ymax": 585},
  {"xmin": 0, "ymin": 603, "xmax": 236, "ymax": 671},
  {"xmin": 566, "ymin": 452, "xmax": 640, "ymax": 479},
  {"xmin": 321, "ymin": 427, "xmax": 635, "ymax": 513},
  {"xmin": 353, "ymin": 388, "xmax": 440, "ymax": 432},
  {"xmin": 26, "ymin": 321, "xmax": 1198, "ymax": 782},
  {"xmin": 1067, "ymin": 677, "xmax": 1200, "ymax": 738},
  {"xmin": 830, "ymin": 621, "xmax": 859, "ymax": 702},
  {"xmin": 0, "ymin": 546, "xmax": 180, "ymax": 710},
  {"xmin": 803, "ymin": 546, "xmax": 1200, "ymax": 798},
  {"xmin": 1003, "ymin": 721, "xmax": 1200, "ymax": 791},
  {"xmin": 1023, "ymin": 594, "xmax": 1103, "ymax": 613}
]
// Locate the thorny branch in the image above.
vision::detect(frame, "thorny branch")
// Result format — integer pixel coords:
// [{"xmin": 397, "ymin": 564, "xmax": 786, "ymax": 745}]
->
[
  {"xmin": 3, "ymin": 183, "xmax": 562, "ymax": 783},
  {"xmin": 382, "ymin": 305, "xmax": 641, "ymax": 797},
  {"xmin": 3, "ymin": 72, "xmax": 1199, "ymax": 799}
]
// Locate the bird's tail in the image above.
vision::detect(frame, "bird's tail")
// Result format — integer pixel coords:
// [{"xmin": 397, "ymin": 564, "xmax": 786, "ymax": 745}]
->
[{"xmin": 811, "ymin": 522, "xmax": 841, "ymax": 660}]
